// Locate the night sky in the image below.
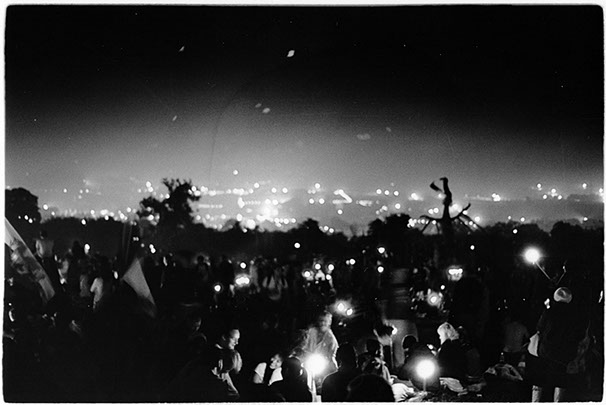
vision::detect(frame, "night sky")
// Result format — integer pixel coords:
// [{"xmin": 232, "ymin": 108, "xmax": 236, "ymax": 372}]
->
[{"xmin": 5, "ymin": 5, "xmax": 604, "ymax": 213}]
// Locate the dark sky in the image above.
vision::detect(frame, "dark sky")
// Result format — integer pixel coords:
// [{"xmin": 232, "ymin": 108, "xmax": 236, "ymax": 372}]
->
[{"xmin": 5, "ymin": 5, "xmax": 604, "ymax": 212}]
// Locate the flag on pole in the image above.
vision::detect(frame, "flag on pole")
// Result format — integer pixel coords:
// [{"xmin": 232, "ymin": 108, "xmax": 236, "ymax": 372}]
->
[
  {"xmin": 121, "ymin": 257, "xmax": 156, "ymax": 318},
  {"xmin": 4, "ymin": 218, "xmax": 55, "ymax": 303}
]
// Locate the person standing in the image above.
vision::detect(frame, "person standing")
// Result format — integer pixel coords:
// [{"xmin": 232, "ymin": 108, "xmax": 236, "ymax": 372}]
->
[{"xmin": 528, "ymin": 287, "xmax": 587, "ymax": 402}]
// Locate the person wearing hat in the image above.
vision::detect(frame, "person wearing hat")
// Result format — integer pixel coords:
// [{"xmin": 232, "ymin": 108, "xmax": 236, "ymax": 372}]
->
[{"xmin": 528, "ymin": 287, "xmax": 588, "ymax": 402}]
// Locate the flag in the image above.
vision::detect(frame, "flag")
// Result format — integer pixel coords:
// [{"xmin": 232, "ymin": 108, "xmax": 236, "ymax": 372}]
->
[
  {"xmin": 121, "ymin": 258, "xmax": 156, "ymax": 317},
  {"xmin": 4, "ymin": 218, "xmax": 55, "ymax": 303}
]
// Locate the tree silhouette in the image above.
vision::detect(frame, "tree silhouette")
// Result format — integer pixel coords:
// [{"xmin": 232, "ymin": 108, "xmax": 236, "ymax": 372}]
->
[
  {"xmin": 5, "ymin": 188, "xmax": 41, "ymax": 243},
  {"xmin": 137, "ymin": 178, "xmax": 200, "ymax": 230}
]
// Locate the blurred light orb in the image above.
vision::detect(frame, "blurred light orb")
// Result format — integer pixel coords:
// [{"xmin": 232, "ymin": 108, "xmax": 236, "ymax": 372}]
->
[
  {"xmin": 337, "ymin": 302, "xmax": 346, "ymax": 313},
  {"xmin": 213, "ymin": 283, "xmax": 222, "ymax": 293},
  {"xmin": 294, "ymin": 242, "xmax": 301, "ymax": 249},
  {"xmin": 346, "ymin": 308, "xmax": 353, "ymax": 316},
  {"xmin": 377, "ymin": 246, "xmax": 386, "ymax": 254},
  {"xmin": 305, "ymin": 353, "xmax": 328, "ymax": 375},
  {"xmin": 327, "ymin": 264, "xmax": 335, "ymax": 272},
  {"xmin": 470, "ymin": 245, "xmax": 475, "ymax": 250},
  {"xmin": 240, "ymin": 262, "xmax": 247, "ymax": 269},
  {"xmin": 235, "ymin": 275, "xmax": 250, "ymax": 287},
  {"xmin": 377, "ymin": 266, "xmax": 385, "ymax": 273},
  {"xmin": 524, "ymin": 247, "xmax": 541, "ymax": 264},
  {"xmin": 314, "ymin": 263, "xmax": 321, "ymax": 270},
  {"xmin": 416, "ymin": 359, "xmax": 437, "ymax": 380}
]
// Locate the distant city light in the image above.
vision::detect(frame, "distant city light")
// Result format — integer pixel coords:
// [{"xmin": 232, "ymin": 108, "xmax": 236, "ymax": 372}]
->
[
  {"xmin": 378, "ymin": 246, "xmax": 386, "ymax": 254},
  {"xmin": 543, "ymin": 195, "xmax": 548, "ymax": 199},
  {"xmin": 303, "ymin": 270, "xmax": 312, "ymax": 279},
  {"xmin": 63, "ymin": 188, "xmax": 68, "ymax": 193},
  {"xmin": 337, "ymin": 209, "xmax": 343, "ymax": 215},
  {"xmin": 149, "ymin": 244, "xmax": 156, "ymax": 254},
  {"xmin": 558, "ymin": 195, "xmax": 563, "ymax": 200},
  {"xmin": 214, "ymin": 283, "xmax": 222, "ymax": 293},
  {"xmin": 520, "ymin": 217, "xmax": 526, "ymax": 222},
  {"xmin": 513, "ymin": 229, "xmax": 518, "ymax": 234},
  {"xmin": 583, "ymin": 217, "xmax": 588, "ymax": 222},
  {"xmin": 551, "ymin": 188, "xmax": 557, "ymax": 194},
  {"xmin": 326, "ymin": 274, "xmax": 332, "ymax": 281},
  {"xmin": 81, "ymin": 219, "xmax": 86, "ymax": 225},
  {"xmin": 337, "ymin": 302, "xmax": 346, "ymax": 312},
  {"xmin": 42, "ymin": 204, "xmax": 48, "ymax": 210},
  {"xmin": 235, "ymin": 274, "xmax": 250, "ymax": 287},
  {"xmin": 582, "ymin": 183, "xmax": 588, "ymax": 189},
  {"xmin": 84, "ymin": 244, "xmax": 90, "ymax": 254},
  {"xmin": 349, "ymin": 259, "xmax": 356, "ymax": 266},
  {"xmin": 395, "ymin": 203, "xmax": 401, "ymax": 209},
  {"xmin": 474, "ymin": 216, "xmax": 481, "ymax": 222},
  {"xmin": 315, "ymin": 263, "xmax": 322, "ymax": 270},
  {"xmin": 394, "ymin": 191, "xmax": 400, "ymax": 196},
  {"xmin": 470, "ymin": 245, "xmax": 475, "ymax": 250},
  {"xmin": 537, "ymin": 183, "xmax": 542, "ymax": 190},
  {"xmin": 440, "ymin": 285, "xmax": 446, "ymax": 290},
  {"xmin": 309, "ymin": 198, "xmax": 315, "ymax": 204},
  {"xmin": 315, "ymin": 183, "xmax": 321, "ymax": 189},
  {"xmin": 327, "ymin": 264, "xmax": 335, "ymax": 272},
  {"xmin": 410, "ymin": 193, "xmax": 421, "ymax": 201},
  {"xmin": 233, "ymin": 169, "xmax": 239, "ymax": 175},
  {"xmin": 377, "ymin": 266, "xmax": 385, "ymax": 273},
  {"xmin": 447, "ymin": 267, "xmax": 464, "ymax": 281},
  {"xmin": 384, "ymin": 190, "xmax": 390, "ymax": 195},
  {"xmin": 294, "ymin": 242, "xmax": 301, "ymax": 249},
  {"xmin": 271, "ymin": 187, "xmax": 277, "ymax": 193},
  {"xmin": 492, "ymin": 193, "xmax": 501, "ymax": 202},
  {"xmin": 282, "ymin": 187, "xmax": 288, "ymax": 193},
  {"xmin": 254, "ymin": 182, "xmax": 260, "ymax": 188},
  {"xmin": 240, "ymin": 262, "xmax": 247, "ymax": 269},
  {"xmin": 346, "ymin": 308, "xmax": 353, "ymax": 316},
  {"xmin": 319, "ymin": 198, "xmax": 325, "ymax": 204},
  {"xmin": 376, "ymin": 189, "xmax": 382, "ymax": 194}
]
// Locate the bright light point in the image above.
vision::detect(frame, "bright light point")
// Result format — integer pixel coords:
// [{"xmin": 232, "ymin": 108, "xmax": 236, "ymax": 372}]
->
[
  {"xmin": 235, "ymin": 275, "xmax": 250, "ymax": 287},
  {"xmin": 524, "ymin": 247, "xmax": 541, "ymax": 264},
  {"xmin": 551, "ymin": 188, "xmax": 557, "ymax": 194},
  {"xmin": 537, "ymin": 183, "xmax": 542, "ymax": 189},
  {"xmin": 149, "ymin": 244, "xmax": 156, "ymax": 254},
  {"xmin": 583, "ymin": 217, "xmax": 588, "ymax": 222},
  {"xmin": 513, "ymin": 229, "xmax": 519, "ymax": 234},
  {"xmin": 557, "ymin": 195, "xmax": 563, "ymax": 200},
  {"xmin": 582, "ymin": 183, "xmax": 588, "ymax": 189},
  {"xmin": 395, "ymin": 203, "xmax": 401, "ymax": 209},
  {"xmin": 319, "ymin": 198, "xmax": 325, "ymax": 204},
  {"xmin": 81, "ymin": 219, "xmax": 87, "ymax": 225},
  {"xmin": 410, "ymin": 193, "xmax": 420, "ymax": 201},
  {"xmin": 315, "ymin": 263, "xmax": 321, "ymax": 270},
  {"xmin": 441, "ymin": 285, "xmax": 446, "ymax": 290},
  {"xmin": 394, "ymin": 191, "xmax": 400, "ymax": 196},
  {"xmin": 315, "ymin": 183, "xmax": 321, "ymax": 189},
  {"xmin": 304, "ymin": 271, "xmax": 312, "ymax": 278},
  {"xmin": 392, "ymin": 326, "xmax": 398, "ymax": 335},
  {"xmin": 146, "ymin": 181, "xmax": 152, "ymax": 188},
  {"xmin": 262, "ymin": 107, "xmax": 271, "ymax": 114},
  {"xmin": 337, "ymin": 303, "xmax": 346, "ymax": 312},
  {"xmin": 470, "ymin": 245, "xmax": 475, "ymax": 250},
  {"xmin": 337, "ymin": 209, "xmax": 343, "ymax": 215},
  {"xmin": 43, "ymin": 204, "xmax": 48, "ymax": 210},
  {"xmin": 254, "ymin": 182, "xmax": 260, "ymax": 188},
  {"xmin": 428, "ymin": 294, "xmax": 439, "ymax": 305},
  {"xmin": 378, "ymin": 246, "xmax": 386, "ymax": 254},
  {"xmin": 328, "ymin": 264, "xmax": 335, "ymax": 272},
  {"xmin": 416, "ymin": 359, "xmax": 436, "ymax": 380},
  {"xmin": 520, "ymin": 217, "xmax": 525, "ymax": 222},
  {"xmin": 326, "ymin": 274, "xmax": 332, "ymax": 281},
  {"xmin": 282, "ymin": 187, "xmax": 288, "ymax": 193},
  {"xmin": 240, "ymin": 262, "xmax": 247, "ymax": 269},
  {"xmin": 376, "ymin": 189, "xmax": 382, "ymax": 194},
  {"xmin": 349, "ymin": 259, "xmax": 356, "ymax": 265},
  {"xmin": 385, "ymin": 190, "xmax": 390, "ymax": 195},
  {"xmin": 233, "ymin": 170, "xmax": 239, "ymax": 175},
  {"xmin": 543, "ymin": 195, "xmax": 548, "ymax": 199},
  {"xmin": 346, "ymin": 308, "xmax": 353, "ymax": 316},
  {"xmin": 63, "ymin": 188, "xmax": 67, "ymax": 193},
  {"xmin": 287, "ymin": 49, "xmax": 295, "ymax": 57},
  {"xmin": 84, "ymin": 244, "xmax": 90, "ymax": 254},
  {"xmin": 214, "ymin": 284, "xmax": 222, "ymax": 293},
  {"xmin": 305, "ymin": 353, "xmax": 328, "ymax": 375},
  {"xmin": 474, "ymin": 216, "xmax": 481, "ymax": 222},
  {"xmin": 294, "ymin": 242, "xmax": 301, "ymax": 249},
  {"xmin": 271, "ymin": 187, "xmax": 277, "ymax": 193},
  {"xmin": 377, "ymin": 266, "xmax": 385, "ymax": 273},
  {"xmin": 309, "ymin": 198, "xmax": 315, "ymax": 204},
  {"xmin": 492, "ymin": 193, "xmax": 501, "ymax": 202},
  {"xmin": 599, "ymin": 188, "xmax": 604, "ymax": 194}
]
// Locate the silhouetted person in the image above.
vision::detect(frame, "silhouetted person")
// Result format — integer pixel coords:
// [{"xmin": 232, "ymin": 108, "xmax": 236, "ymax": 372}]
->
[
  {"xmin": 270, "ymin": 357, "xmax": 312, "ymax": 402},
  {"xmin": 346, "ymin": 373, "xmax": 394, "ymax": 402},
  {"xmin": 322, "ymin": 343, "xmax": 361, "ymax": 402}
]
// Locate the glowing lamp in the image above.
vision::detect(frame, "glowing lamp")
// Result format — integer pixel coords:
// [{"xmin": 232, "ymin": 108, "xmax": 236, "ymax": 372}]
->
[
  {"xmin": 149, "ymin": 244, "xmax": 156, "ymax": 254},
  {"xmin": 377, "ymin": 266, "xmax": 385, "ymax": 273},
  {"xmin": 326, "ymin": 274, "xmax": 332, "ymax": 281},
  {"xmin": 294, "ymin": 242, "xmax": 301, "ymax": 249},
  {"xmin": 213, "ymin": 283, "xmax": 223, "ymax": 293},
  {"xmin": 524, "ymin": 248, "xmax": 541, "ymax": 264},
  {"xmin": 377, "ymin": 246, "xmax": 386, "ymax": 254},
  {"xmin": 235, "ymin": 275, "xmax": 250, "ymax": 287},
  {"xmin": 416, "ymin": 358, "xmax": 437, "ymax": 391},
  {"xmin": 336, "ymin": 302, "xmax": 346, "ymax": 313},
  {"xmin": 391, "ymin": 326, "xmax": 398, "ymax": 336},
  {"xmin": 240, "ymin": 262, "xmax": 247, "ymax": 269},
  {"xmin": 305, "ymin": 353, "xmax": 328, "ymax": 376},
  {"xmin": 346, "ymin": 308, "xmax": 353, "ymax": 316},
  {"xmin": 303, "ymin": 271, "xmax": 312, "ymax": 279},
  {"xmin": 427, "ymin": 292, "xmax": 442, "ymax": 307},
  {"xmin": 314, "ymin": 263, "xmax": 322, "ymax": 270},
  {"xmin": 447, "ymin": 267, "xmax": 464, "ymax": 281},
  {"xmin": 327, "ymin": 264, "xmax": 335, "ymax": 272}
]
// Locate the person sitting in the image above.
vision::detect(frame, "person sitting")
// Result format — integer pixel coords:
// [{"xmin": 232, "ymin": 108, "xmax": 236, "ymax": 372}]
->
[
  {"xmin": 437, "ymin": 322, "xmax": 467, "ymax": 381},
  {"xmin": 252, "ymin": 351, "xmax": 284, "ymax": 385},
  {"xmin": 346, "ymin": 373, "xmax": 395, "ymax": 402},
  {"xmin": 322, "ymin": 343, "xmax": 361, "ymax": 402},
  {"xmin": 270, "ymin": 357, "xmax": 312, "ymax": 402}
]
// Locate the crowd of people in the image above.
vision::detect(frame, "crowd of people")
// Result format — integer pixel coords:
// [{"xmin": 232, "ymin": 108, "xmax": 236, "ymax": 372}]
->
[{"xmin": 3, "ymin": 229, "xmax": 603, "ymax": 402}]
